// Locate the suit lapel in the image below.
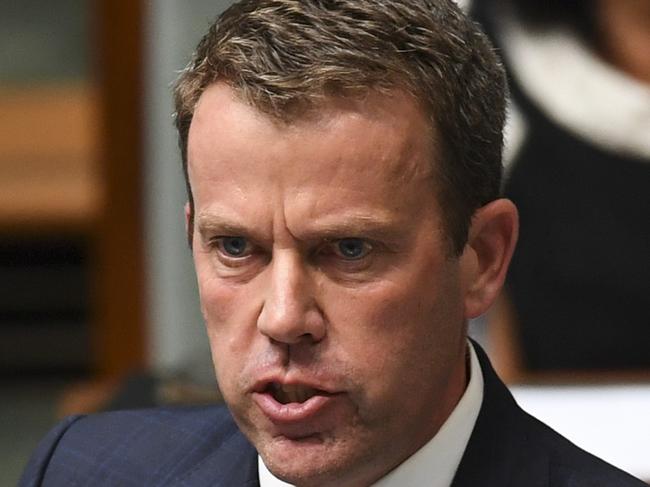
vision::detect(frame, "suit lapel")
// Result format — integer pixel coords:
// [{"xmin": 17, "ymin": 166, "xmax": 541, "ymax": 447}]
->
[{"xmin": 451, "ymin": 342, "xmax": 549, "ymax": 487}]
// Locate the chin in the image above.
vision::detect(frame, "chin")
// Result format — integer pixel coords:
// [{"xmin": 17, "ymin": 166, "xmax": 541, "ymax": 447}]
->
[{"xmin": 258, "ymin": 434, "xmax": 365, "ymax": 487}]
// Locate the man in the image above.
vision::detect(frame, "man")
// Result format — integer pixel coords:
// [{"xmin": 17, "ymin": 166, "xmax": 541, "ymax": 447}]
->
[{"xmin": 20, "ymin": 0, "xmax": 645, "ymax": 486}]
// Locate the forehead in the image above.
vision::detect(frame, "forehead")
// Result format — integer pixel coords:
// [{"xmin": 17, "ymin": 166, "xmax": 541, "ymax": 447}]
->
[
  {"xmin": 190, "ymin": 83, "xmax": 437, "ymax": 172},
  {"xmin": 187, "ymin": 83, "xmax": 441, "ymax": 232}
]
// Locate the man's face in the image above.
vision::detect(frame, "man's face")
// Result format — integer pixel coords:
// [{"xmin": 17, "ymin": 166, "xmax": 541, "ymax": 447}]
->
[{"xmin": 188, "ymin": 83, "xmax": 470, "ymax": 486}]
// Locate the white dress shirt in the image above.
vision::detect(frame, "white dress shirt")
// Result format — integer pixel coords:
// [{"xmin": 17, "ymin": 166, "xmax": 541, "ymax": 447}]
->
[{"xmin": 259, "ymin": 342, "xmax": 484, "ymax": 487}]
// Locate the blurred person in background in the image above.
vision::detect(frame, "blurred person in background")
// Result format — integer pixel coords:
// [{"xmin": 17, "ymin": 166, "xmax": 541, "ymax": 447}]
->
[{"xmin": 471, "ymin": 0, "xmax": 650, "ymax": 380}]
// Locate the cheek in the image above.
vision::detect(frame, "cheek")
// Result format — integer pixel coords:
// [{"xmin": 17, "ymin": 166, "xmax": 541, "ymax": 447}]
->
[
  {"xmin": 328, "ymin": 267, "xmax": 450, "ymax": 347},
  {"xmin": 323, "ymin": 281, "xmax": 420, "ymax": 378},
  {"xmin": 194, "ymin": 263, "xmax": 260, "ymax": 379},
  {"xmin": 325, "ymin": 264, "xmax": 464, "ymax": 396},
  {"xmin": 198, "ymin": 275, "xmax": 238, "ymax": 329},
  {"xmin": 194, "ymin": 250, "xmax": 256, "ymax": 329}
]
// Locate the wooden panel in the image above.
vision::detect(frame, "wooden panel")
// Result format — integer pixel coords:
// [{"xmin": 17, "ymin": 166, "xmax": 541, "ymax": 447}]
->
[
  {"xmin": 0, "ymin": 84, "xmax": 97, "ymax": 159},
  {"xmin": 92, "ymin": 0, "xmax": 146, "ymax": 377},
  {"xmin": 0, "ymin": 85, "xmax": 101, "ymax": 231},
  {"xmin": 0, "ymin": 1, "xmax": 147, "ymax": 380}
]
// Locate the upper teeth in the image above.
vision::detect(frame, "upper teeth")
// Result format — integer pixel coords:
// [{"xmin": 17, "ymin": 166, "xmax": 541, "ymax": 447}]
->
[{"xmin": 271, "ymin": 383, "xmax": 318, "ymax": 404}]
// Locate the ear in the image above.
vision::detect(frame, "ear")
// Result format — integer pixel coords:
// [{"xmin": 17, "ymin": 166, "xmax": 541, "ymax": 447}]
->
[
  {"xmin": 184, "ymin": 202, "xmax": 194, "ymax": 249},
  {"xmin": 459, "ymin": 198, "xmax": 519, "ymax": 319}
]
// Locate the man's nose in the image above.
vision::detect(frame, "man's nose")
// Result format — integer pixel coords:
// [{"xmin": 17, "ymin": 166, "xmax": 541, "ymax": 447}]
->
[{"xmin": 257, "ymin": 251, "xmax": 326, "ymax": 345}]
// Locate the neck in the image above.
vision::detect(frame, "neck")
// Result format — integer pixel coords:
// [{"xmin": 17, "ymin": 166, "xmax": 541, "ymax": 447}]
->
[{"xmin": 596, "ymin": 0, "xmax": 650, "ymax": 83}]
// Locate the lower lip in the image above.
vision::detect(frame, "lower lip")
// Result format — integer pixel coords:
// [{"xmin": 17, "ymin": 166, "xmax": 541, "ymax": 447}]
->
[{"xmin": 252, "ymin": 391, "xmax": 340, "ymax": 424}]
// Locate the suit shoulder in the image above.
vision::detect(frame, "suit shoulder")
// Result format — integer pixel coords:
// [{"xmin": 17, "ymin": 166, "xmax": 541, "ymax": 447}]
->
[
  {"xmin": 20, "ymin": 405, "xmax": 246, "ymax": 486},
  {"xmin": 67, "ymin": 404, "xmax": 238, "ymax": 439},
  {"xmin": 521, "ymin": 411, "xmax": 647, "ymax": 486},
  {"xmin": 19, "ymin": 415, "xmax": 86, "ymax": 487}
]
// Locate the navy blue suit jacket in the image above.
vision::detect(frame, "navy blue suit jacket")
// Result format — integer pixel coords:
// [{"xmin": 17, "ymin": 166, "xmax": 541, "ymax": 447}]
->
[{"xmin": 20, "ymin": 345, "xmax": 646, "ymax": 486}]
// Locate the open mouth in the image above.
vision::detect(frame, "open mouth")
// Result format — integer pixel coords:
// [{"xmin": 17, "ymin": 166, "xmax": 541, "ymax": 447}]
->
[
  {"xmin": 266, "ymin": 383, "xmax": 326, "ymax": 405},
  {"xmin": 253, "ymin": 381, "xmax": 341, "ymax": 424}
]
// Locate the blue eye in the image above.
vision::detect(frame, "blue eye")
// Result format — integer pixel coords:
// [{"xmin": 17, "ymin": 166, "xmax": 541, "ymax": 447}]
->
[
  {"xmin": 336, "ymin": 238, "xmax": 370, "ymax": 260},
  {"xmin": 219, "ymin": 237, "xmax": 249, "ymax": 257}
]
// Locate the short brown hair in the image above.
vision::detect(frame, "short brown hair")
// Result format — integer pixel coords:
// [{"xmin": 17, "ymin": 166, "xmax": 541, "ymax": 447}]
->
[{"xmin": 174, "ymin": 0, "xmax": 507, "ymax": 254}]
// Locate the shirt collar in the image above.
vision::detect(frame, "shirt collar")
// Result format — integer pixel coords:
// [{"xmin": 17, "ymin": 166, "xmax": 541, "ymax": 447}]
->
[{"xmin": 258, "ymin": 341, "xmax": 484, "ymax": 487}]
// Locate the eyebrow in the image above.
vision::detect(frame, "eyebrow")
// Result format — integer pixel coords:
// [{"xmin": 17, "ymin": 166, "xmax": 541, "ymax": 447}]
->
[
  {"xmin": 196, "ymin": 214, "xmax": 268, "ymax": 243},
  {"xmin": 195, "ymin": 211, "xmax": 407, "ymax": 244},
  {"xmin": 303, "ymin": 215, "xmax": 405, "ymax": 242}
]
